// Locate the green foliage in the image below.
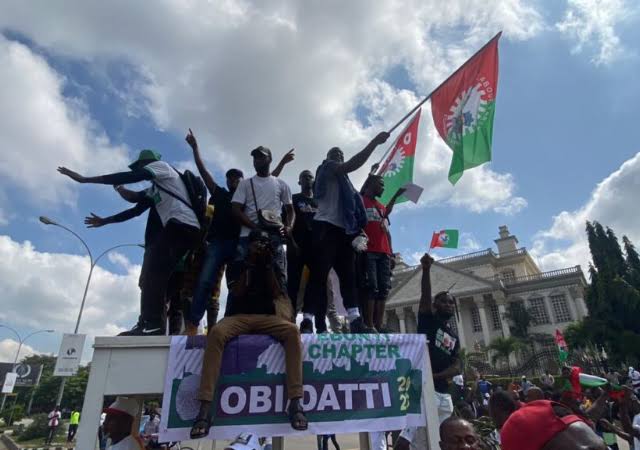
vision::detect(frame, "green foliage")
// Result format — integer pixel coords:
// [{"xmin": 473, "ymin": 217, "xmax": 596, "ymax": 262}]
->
[
  {"xmin": 1, "ymin": 403, "xmax": 24, "ymax": 425},
  {"xmin": 503, "ymin": 302, "xmax": 533, "ymax": 339},
  {"xmin": 488, "ymin": 337, "xmax": 522, "ymax": 369},
  {"xmin": 16, "ymin": 413, "xmax": 61, "ymax": 442}
]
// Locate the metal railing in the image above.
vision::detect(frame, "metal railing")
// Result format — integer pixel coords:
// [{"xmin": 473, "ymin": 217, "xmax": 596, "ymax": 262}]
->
[
  {"xmin": 438, "ymin": 247, "xmax": 528, "ymax": 264},
  {"xmin": 502, "ymin": 266, "xmax": 582, "ymax": 285}
]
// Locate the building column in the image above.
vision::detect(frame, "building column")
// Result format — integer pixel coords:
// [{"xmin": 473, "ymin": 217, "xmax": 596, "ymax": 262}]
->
[
  {"xmin": 475, "ymin": 297, "xmax": 492, "ymax": 347},
  {"xmin": 544, "ymin": 296, "xmax": 557, "ymax": 324},
  {"xmin": 568, "ymin": 287, "xmax": 584, "ymax": 319},
  {"xmin": 497, "ymin": 303, "xmax": 511, "ymax": 338},
  {"xmin": 396, "ymin": 308, "xmax": 406, "ymax": 334},
  {"xmin": 455, "ymin": 305, "xmax": 467, "ymax": 350}
]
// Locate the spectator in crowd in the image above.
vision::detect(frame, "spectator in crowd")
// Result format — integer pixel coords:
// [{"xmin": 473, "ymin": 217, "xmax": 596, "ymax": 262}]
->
[
  {"xmin": 286, "ymin": 170, "xmax": 318, "ymax": 323},
  {"xmin": 541, "ymin": 370, "xmax": 555, "ymax": 389},
  {"xmin": 59, "ymin": 149, "xmax": 200, "ymax": 335},
  {"xmin": 605, "ymin": 369, "xmax": 620, "ymax": 386},
  {"xmin": 521, "ymin": 375, "xmax": 533, "ymax": 394},
  {"xmin": 67, "ymin": 409, "xmax": 80, "ymax": 442},
  {"xmin": 102, "ymin": 397, "xmax": 145, "ymax": 450},
  {"xmin": 183, "ymin": 129, "xmax": 244, "ymax": 333},
  {"xmin": 439, "ymin": 416, "xmax": 483, "ymax": 450},
  {"xmin": 526, "ymin": 387, "xmax": 545, "ymax": 403},
  {"xmin": 360, "ymin": 174, "xmax": 405, "ymax": 331},
  {"xmin": 477, "ymin": 374, "xmax": 493, "ymax": 401},
  {"xmin": 629, "ymin": 367, "xmax": 640, "ymax": 395},
  {"xmin": 45, "ymin": 405, "xmax": 61, "ymax": 445},
  {"xmin": 99, "ymin": 411, "xmax": 108, "ymax": 450},
  {"xmin": 191, "ymin": 230, "xmax": 306, "ymax": 439},
  {"xmin": 229, "ymin": 146, "xmax": 294, "ymax": 312},
  {"xmin": 395, "ymin": 254, "xmax": 460, "ymax": 450},
  {"xmin": 300, "ymin": 131, "xmax": 390, "ymax": 333},
  {"xmin": 618, "ymin": 386, "xmax": 640, "ymax": 450},
  {"xmin": 489, "ymin": 390, "xmax": 520, "ymax": 430}
]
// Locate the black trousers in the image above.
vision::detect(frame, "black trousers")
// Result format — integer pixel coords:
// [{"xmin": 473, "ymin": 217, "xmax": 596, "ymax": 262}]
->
[
  {"xmin": 303, "ymin": 221, "xmax": 358, "ymax": 316},
  {"xmin": 286, "ymin": 236, "xmax": 313, "ymax": 315},
  {"xmin": 140, "ymin": 221, "xmax": 199, "ymax": 325}
]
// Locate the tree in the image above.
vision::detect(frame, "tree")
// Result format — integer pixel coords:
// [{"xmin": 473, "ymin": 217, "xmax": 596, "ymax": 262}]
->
[
  {"xmin": 488, "ymin": 337, "xmax": 522, "ymax": 376},
  {"xmin": 623, "ymin": 236, "xmax": 640, "ymax": 289},
  {"xmin": 503, "ymin": 302, "xmax": 533, "ymax": 339}
]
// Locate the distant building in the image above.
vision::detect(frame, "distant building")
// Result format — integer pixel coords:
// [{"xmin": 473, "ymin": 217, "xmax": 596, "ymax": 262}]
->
[{"xmin": 385, "ymin": 226, "xmax": 588, "ymax": 352}]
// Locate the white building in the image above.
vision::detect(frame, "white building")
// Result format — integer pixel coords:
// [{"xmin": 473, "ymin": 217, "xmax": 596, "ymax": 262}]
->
[{"xmin": 385, "ymin": 226, "xmax": 588, "ymax": 351}]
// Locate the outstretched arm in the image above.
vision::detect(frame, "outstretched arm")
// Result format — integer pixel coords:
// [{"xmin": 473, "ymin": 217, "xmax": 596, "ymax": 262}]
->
[
  {"xmin": 384, "ymin": 187, "xmax": 406, "ymax": 217},
  {"xmin": 271, "ymin": 149, "xmax": 295, "ymax": 178},
  {"xmin": 114, "ymin": 185, "xmax": 147, "ymax": 203},
  {"xmin": 185, "ymin": 128, "xmax": 217, "ymax": 195},
  {"xmin": 84, "ymin": 201, "xmax": 151, "ymax": 228},
  {"xmin": 433, "ymin": 357, "xmax": 461, "ymax": 381},
  {"xmin": 58, "ymin": 167, "xmax": 153, "ymax": 185},
  {"xmin": 337, "ymin": 132, "xmax": 390, "ymax": 174},
  {"xmin": 418, "ymin": 254, "xmax": 434, "ymax": 314}
]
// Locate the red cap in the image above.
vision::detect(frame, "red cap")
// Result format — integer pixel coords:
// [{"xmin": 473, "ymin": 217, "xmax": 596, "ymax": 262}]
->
[{"xmin": 500, "ymin": 400, "xmax": 585, "ymax": 450}]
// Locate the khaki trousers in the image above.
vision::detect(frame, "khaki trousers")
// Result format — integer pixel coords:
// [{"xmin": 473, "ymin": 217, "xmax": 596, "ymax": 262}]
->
[{"xmin": 198, "ymin": 314, "xmax": 304, "ymax": 402}]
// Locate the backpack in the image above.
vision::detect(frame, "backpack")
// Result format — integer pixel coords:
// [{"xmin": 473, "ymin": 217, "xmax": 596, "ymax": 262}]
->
[{"xmin": 154, "ymin": 167, "xmax": 208, "ymax": 228}]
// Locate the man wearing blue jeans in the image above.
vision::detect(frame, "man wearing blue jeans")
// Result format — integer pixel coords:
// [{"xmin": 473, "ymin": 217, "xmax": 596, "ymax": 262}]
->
[{"xmin": 184, "ymin": 129, "xmax": 243, "ymax": 334}]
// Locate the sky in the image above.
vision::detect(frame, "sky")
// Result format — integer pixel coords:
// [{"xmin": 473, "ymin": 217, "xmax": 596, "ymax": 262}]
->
[{"xmin": 0, "ymin": 0, "xmax": 639, "ymax": 363}]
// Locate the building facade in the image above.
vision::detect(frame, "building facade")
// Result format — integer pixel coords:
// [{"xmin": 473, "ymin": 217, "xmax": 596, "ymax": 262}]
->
[{"xmin": 385, "ymin": 226, "xmax": 588, "ymax": 352}]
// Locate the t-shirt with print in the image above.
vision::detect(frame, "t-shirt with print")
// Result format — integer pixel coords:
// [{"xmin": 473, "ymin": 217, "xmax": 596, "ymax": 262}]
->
[
  {"xmin": 143, "ymin": 161, "xmax": 200, "ymax": 229},
  {"xmin": 417, "ymin": 311, "xmax": 460, "ymax": 393},
  {"xmin": 313, "ymin": 161, "xmax": 345, "ymax": 229},
  {"xmin": 207, "ymin": 187, "xmax": 240, "ymax": 241},
  {"xmin": 290, "ymin": 193, "xmax": 317, "ymax": 249},
  {"xmin": 231, "ymin": 175, "xmax": 292, "ymax": 237},
  {"xmin": 362, "ymin": 196, "xmax": 391, "ymax": 254}
]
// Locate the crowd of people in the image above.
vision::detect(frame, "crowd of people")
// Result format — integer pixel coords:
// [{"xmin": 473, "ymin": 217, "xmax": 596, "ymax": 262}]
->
[{"xmin": 57, "ymin": 130, "xmax": 640, "ymax": 450}]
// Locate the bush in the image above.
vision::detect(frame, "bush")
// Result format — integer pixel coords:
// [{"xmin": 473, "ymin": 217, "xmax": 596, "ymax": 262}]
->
[
  {"xmin": 1, "ymin": 404, "xmax": 24, "ymax": 426},
  {"xmin": 16, "ymin": 413, "xmax": 63, "ymax": 442}
]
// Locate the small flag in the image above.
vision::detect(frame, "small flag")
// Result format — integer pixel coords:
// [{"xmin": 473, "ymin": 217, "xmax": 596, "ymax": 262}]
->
[
  {"xmin": 378, "ymin": 109, "xmax": 422, "ymax": 205},
  {"xmin": 554, "ymin": 329, "xmax": 569, "ymax": 363},
  {"xmin": 430, "ymin": 229, "xmax": 459, "ymax": 249},
  {"xmin": 431, "ymin": 33, "xmax": 501, "ymax": 184},
  {"xmin": 579, "ymin": 373, "xmax": 608, "ymax": 388}
]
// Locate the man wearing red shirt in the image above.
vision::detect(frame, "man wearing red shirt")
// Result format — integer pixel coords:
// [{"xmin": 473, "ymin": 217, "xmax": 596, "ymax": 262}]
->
[{"xmin": 361, "ymin": 175, "xmax": 405, "ymax": 330}]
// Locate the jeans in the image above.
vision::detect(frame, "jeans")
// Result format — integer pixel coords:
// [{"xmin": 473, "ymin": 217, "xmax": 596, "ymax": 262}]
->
[
  {"xmin": 189, "ymin": 238, "xmax": 237, "ymax": 326},
  {"xmin": 225, "ymin": 234, "xmax": 287, "ymax": 316},
  {"xmin": 303, "ymin": 221, "xmax": 358, "ymax": 316},
  {"xmin": 365, "ymin": 252, "xmax": 391, "ymax": 301},
  {"xmin": 140, "ymin": 221, "xmax": 199, "ymax": 325}
]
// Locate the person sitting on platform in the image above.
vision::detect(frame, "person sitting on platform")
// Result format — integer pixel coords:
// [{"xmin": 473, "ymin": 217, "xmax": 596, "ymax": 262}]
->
[
  {"xmin": 190, "ymin": 229, "xmax": 307, "ymax": 439},
  {"xmin": 103, "ymin": 397, "xmax": 145, "ymax": 450}
]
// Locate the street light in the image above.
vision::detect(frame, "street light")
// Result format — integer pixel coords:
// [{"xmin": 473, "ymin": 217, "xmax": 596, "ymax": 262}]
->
[
  {"xmin": 0, "ymin": 325, "xmax": 54, "ymax": 411},
  {"xmin": 39, "ymin": 216, "xmax": 144, "ymax": 406}
]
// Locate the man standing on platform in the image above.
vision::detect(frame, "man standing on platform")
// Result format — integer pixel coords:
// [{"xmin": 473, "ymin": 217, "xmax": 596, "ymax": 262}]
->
[{"xmin": 396, "ymin": 254, "xmax": 460, "ymax": 450}]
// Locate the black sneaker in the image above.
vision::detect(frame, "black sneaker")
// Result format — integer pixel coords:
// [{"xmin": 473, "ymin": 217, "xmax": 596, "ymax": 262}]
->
[
  {"xmin": 118, "ymin": 321, "xmax": 165, "ymax": 336},
  {"xmin": 349, "ymin": 317, "xmax": 377, "ymax": 334},
  {"xmin": 300, "ymin": 318, "xmax": 314, "ymax": 334}
]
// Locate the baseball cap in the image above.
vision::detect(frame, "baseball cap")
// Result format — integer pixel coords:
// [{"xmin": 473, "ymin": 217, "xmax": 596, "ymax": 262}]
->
[
  {"xmin": 104, "ymin": 396, "xmax": 139, "ymax": 418},
  {"xmin": 250, "ymin": 146, "xmax": 272, "ymax": 158},
  {"xmin": 129, "ymin": 149, "xmax": 161, "ymax": 169},
  {"xmin": 224, "ymin": 433, "xmax": 261, "ymax": 450},
  {"xmin": 500, "ymin": 400, "xmax": 585, "ymax": 450}
]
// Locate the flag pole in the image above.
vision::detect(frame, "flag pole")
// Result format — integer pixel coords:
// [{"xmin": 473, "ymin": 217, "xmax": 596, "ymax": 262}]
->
[
  {"xmin": 374, "ymin": 110, "xmax": 422, "ymax": 169},
  {"xmin": 386, "ymin": 31, "xmax": 502, "ymax": 135}
]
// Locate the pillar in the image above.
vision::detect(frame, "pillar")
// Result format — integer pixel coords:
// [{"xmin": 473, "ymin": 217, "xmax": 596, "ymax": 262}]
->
[
  {"xmin": 568, "ymin": 286, "xmax": 583, "ymax": 319},
  {"xmin": 543, "ymin": 296, "xmax": 556, "ymax": 324},
  {"xmin": 396, "ymin": 308, "xmax": 406, "ymax": 334},
  {"xmin": 475, "ymin": 298, "xmax": 491, "ymax": 347},
  {"xmin": 497, "ymin": 303, "xmax": 511, "ymax": 338},
  {"xmin": 455, "ymin": 305, "xmax": 467, "ymax": 349}
]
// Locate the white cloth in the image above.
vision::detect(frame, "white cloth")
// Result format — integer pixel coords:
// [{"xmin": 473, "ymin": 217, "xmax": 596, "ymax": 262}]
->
[
  {"xmin": 231, "ymin": 175, "xmax": 292, "ymax": 237},
  {"xmin": 100, "ymin": 412, "xmax": 106, "ymax": 426},
  {"xmin": 633, "ymin": 413, "xmax": 640, "ymax": 450},
  {"xmin": 108, "ymin": 435, "xmax": 145, "ymax": 450},
  {"xmin": 369, "ymin": 431, "xmax": 387, "ymax": 450},
  {"xmin": 144, "ymin": 161, "xmax": 200, "ymax": 229},
  {"xmin": 629, "ymin": 368, "xmax": 640, "ymax": 393},
  {"xmin": 399, "ymin": 392, "xmax": 454, "ymax": 450},
  {"xmin": 47, "ymin": 410, "xmax": 61, "ymax": 427}
]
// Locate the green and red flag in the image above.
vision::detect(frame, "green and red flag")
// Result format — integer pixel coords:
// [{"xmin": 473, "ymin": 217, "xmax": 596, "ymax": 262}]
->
[
  {"xmin": 555, "ymin": 329, "xmax": 569, "ymax": 363},
  {"xmin": 377, "ymin": 109, "xmax": 422, "ymax": 205},
  {"xmin": 430, "ymin": 229, "xmax": 459, "ymax": 249},
  {"xmin": 431, "ymin": 33, "xmax": 501, "ymax": 184}
]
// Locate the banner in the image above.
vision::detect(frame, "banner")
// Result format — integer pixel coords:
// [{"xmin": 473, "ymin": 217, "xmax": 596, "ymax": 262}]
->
[
  {"xmin": 0, "ymin": 363, "xmax": 43, "ymax": 387},
  {"xmin": 54, "ymin": 333, "xmax": 86, "ymax": 377},
  {"xmin": 160, "ymin": 334, "xmax": 428, "ymax": 441},
  {"xmin": 2, "ymin": 372, "xmax": 17, "ymax": 394}
]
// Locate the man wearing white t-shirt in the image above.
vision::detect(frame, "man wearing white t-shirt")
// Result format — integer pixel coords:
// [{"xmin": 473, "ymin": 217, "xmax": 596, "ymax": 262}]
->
[
  {"xmin": 229, "ymin": 146, "xmax": 294, "ymax": 313},
  {"xmin": 58, "ymin": 150, "xmax": 200, "ymax": 335}
]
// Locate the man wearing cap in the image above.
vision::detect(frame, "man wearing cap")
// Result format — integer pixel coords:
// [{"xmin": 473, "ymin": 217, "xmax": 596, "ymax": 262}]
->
[
  {"xmin": 229, "ymin": 145, "xmax": 294, "ymax": 307},
  {"xmin": 103, "ymin": 397, "xmax": 145, "ymax": 450},
  {"xmin": 59, "ymin": 149, "xmax": 200, "ymax": 335},
  {"xmin": 301, "ymin": 131, "xmax": 390, "ymax": 334},
  {"xmin": 500, "ymin": 400, "xmax": 606, "ymax": 450}
]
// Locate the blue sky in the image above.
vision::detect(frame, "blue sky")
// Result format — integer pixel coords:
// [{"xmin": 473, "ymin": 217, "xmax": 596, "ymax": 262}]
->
[{"xmin": 0, "ymin": 0, "xmax": 639, "ymax": 361}]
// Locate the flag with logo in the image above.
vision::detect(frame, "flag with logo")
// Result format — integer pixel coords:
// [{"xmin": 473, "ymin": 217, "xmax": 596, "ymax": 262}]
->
[
  {"xmin": 554, "ymin": 329, "xmax": 568, "ymax": 363},
  {"xmin": 431, "ymin": 33, "xmax": 501, "ymax": 184},
  {"xmin": 377, "ymin": 109, "xmax": 422, "ymax": 205},
  {"xmin": 430, "ymin": 229, "xmax": 459, "ymax": 249}
]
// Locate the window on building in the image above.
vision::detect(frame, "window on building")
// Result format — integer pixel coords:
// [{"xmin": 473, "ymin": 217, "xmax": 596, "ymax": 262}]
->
[
  {"xmin": 551, "ymin": 294, "xmax": 572, "ymax": 322},
  {"xmin": 529, "ymin": 297, "xmax": 550, "ymax": 324},
  {"xmin": 501, "ymin": 269, "xmax": 516, "ymax": 282},
  {"xmin": 471, "ymin": 306, "xmax": 483, "ymax": 333},
  {"xmin": 490, "ymin": 303, "xmax": 502, "ymax": 330}
]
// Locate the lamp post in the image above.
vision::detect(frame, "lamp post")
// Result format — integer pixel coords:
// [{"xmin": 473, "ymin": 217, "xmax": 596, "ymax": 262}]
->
[
  {"xmin": 39, "ymin": 216, "xmax": 143, "ymax": 406},
  {"xmin": 0, "ymin": 325, "xmax": 54, "ymax": 411}
]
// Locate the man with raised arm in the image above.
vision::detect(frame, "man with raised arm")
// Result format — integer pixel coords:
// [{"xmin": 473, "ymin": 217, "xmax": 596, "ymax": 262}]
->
[
  {"xmin": 58, "ymin": 150, "xmax": 200, "ymax": 335},
  {"xmin": 395, "ymin": 254, "xmax": 460, "ymax": 450},
  {"xmin": 300, "ymin": 131, "xmax": 390, "ymax": 333},
  {"xmin": 183, "ymin": 129, "xmax": 244, "ymax": 333}
]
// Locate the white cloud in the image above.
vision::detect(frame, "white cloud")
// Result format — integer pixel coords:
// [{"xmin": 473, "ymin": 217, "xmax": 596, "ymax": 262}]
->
[
  {"xmin": 531, "ymin": 151, "xmax": 640, "ymax": 271},
  {"xmin": 0, "ymin": 0, "xmax": 542, "ymax": 215},
  {"xmin": 556, "ymin": 0, "xmax": 633, "ymax": 65},
  {"xmin": 0, "ymin": 235, "xmax": 141, "ymax": 361},
  {"xmin": 0, "ymin": 35, "xmax": 130, "ymax": 208},
  {"xmin": 0, "ymin": 338, "xmax": 39, "ymax": 363}
]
